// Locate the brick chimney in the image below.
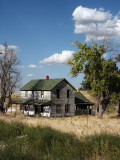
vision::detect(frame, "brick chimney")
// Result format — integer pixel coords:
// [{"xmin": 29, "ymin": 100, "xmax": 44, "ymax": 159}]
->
[
  {"xmin": 77, "ymin": 88, "xmax": 80, "ymax": 92},
  {"xmin": 46, "ymin": 75, "xmax": 49, "ymax": 80}
]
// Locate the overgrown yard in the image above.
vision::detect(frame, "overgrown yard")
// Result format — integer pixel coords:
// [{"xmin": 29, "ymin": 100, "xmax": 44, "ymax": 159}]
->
[
  {"xmin": 0, "ymin": 116, "xmax": 120, "ymax": 160},
  {"xmin": 1, "ymin": 114, "xmax": 120, "ymax": 137}
]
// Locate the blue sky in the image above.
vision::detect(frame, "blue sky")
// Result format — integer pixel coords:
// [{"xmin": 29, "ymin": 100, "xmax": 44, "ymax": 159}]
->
[{"xmin": 0, "ymin": 0, "xmax": 120, "ymax": 91}]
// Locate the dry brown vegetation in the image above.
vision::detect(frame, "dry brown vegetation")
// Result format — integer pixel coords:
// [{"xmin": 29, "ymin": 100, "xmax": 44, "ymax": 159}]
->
[
  {"xmin": 80, "ymin": 90, "xmax": 97, "ymax": 103},
  {"xmin": 1, "ymin": 92, "xmax": 119, "ymax": 138},
  {"xmin": 0, "ymin": 113, "xmax": 120, "ymax": 138}
]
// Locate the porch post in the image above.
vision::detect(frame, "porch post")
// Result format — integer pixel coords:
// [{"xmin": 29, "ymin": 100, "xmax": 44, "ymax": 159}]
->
[
  {"xmin": 16, "ymin": 104, "xmax": 17, "ymax": 115},
  {"xmin": 28, "ymin": 105, "xmax": 29, "ymax": 116},
  {"xmin": 23, "ymin": 105, "xmax": 24, "ymax": 115},
  {"xmin": 39, "ymin": 105, "xmax": 41, "ymax": 117},
  {"xmin": 11, "ymin": 105, "xmax": 12, "ymax": 113}
]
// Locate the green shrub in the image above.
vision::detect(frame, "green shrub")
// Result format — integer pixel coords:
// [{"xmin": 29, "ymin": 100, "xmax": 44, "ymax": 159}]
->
[
  {"xmin": 108, "ymin": 103, "xmax": 114, "ymax": 114},
  {"xmin": 0, "ymin": 120, "xmax": 24, "ymax": 143}
]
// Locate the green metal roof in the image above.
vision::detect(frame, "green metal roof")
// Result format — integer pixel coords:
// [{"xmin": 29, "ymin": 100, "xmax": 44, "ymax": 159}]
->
[
  {"xmin": 75, "ymin": 92, "xmax": 94, "ymax": 105},
  {"xmin": 20, "ymin": 78, "xmax": 76, "ymax": 91}
]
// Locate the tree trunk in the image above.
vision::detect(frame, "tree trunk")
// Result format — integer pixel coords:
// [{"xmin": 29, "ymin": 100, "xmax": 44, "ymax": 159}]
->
[
  {"xmin": 95, "ymin": 101, "xmax": 99, "ymax": 112},
  {"xmin": 7, "ymin": 93, "xmax": 12, "ymax": 109},
  {"xmin": 98, "ymin": 102, "xmax": 104, "ymax": 119},
  {"xmin": 0, "ymin": 95, "xmax": 6, "ymax": 115},
  {"xmin": 104, "ymin": 98, "xmax": 110, "ymax": 115},
  {"xmin": 104, "ymin": 106, "xmax": 109, "ymax": 115},
  {"xmin": 114, "ymin": 103, "xmax": 120, "ymax": 116}
]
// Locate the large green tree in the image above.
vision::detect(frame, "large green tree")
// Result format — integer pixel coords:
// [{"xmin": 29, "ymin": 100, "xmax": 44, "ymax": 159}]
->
[{"xmin": 67, "ymin": 39, "xmax": 120, "ymax": 118}]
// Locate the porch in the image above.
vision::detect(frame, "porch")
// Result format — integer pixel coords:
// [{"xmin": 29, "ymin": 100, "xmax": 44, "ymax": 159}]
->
[{"xmin": 12, "ymin": 99, "xmax": 51, "ymax": 117}]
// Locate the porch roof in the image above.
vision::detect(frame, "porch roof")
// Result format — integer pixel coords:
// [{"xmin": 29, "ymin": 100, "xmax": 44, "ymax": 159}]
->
[
  {"xmin": 75, "ymin": 92, "xmax": 94, "ymax": 106},
  {"xmin": 12, "ymin": 99, "xmax": 51, "ymax": 105},
  {"xmin": 75, "ymin": 102, "xmax": 95, "ymax": 105}
]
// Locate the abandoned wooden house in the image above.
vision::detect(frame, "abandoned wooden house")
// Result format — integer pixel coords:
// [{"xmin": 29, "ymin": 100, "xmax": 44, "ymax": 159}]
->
[{"xmin": 13, "ymin": 76, "xmax": 94, "ymax": 117}]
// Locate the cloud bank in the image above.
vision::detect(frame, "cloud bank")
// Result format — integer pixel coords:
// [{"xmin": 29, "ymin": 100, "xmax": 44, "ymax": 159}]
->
[
  {"xmin": 39, "ymin": 50, "xmax": 75, "ymax": 64},
  {"xmin": 72, "ymin": 6, "xmax": 120, "ymax": 42}
]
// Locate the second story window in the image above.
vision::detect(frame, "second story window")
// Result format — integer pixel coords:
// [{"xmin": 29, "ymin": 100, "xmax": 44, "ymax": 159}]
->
[
  {"xmin": 32, "ymin": 91, "xmax": 34, "ymax": 98},
  {"xmin": 67, "ymin": 90, "xmax": 70, "ymax": 98},
  {"xmin": 34, "ymin": 91, "xmax": 39, "ymax": 99},
  {"xmin": 56, "ymin": 89, "xmax": 60, "ymax": 98},
  {"xmin": 25, "ymin": 91, "xmax": 28, "ymax": 97}
]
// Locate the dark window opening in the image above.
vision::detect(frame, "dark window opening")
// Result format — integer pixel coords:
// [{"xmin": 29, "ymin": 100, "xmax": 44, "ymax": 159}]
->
[
  {"xmin": 67, "ymin": 90, "xmax": 70, "ymax": 98},
  {"xmin": 65, "ymin": 104, "xmax": 70, "ymax": 113},
  {"xmin": 56, "ymin": 105, "xmax": 61, "ymax": 113},
  {"xmin": 56, "ymin": 89, "xmax": 60, "ymax": 98},
  {"xmin": 24, "ymin": 106, "xmax": 28, "ymax": 111}
]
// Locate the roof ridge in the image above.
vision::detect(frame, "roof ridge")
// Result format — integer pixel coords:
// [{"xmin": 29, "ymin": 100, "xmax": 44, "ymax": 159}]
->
[
  {"xmin": 32, "ymin": 78, "xmax": 64, "ymax": 80},
  {"xmin": 20, "ymin": 78, "xmax": 76, "ymax": 91}
]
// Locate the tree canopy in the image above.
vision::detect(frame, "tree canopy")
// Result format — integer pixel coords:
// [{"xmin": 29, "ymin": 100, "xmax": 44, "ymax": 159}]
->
[{"xmin": 67, "ymin": 39, "xmax": 120, "ymax": 118}]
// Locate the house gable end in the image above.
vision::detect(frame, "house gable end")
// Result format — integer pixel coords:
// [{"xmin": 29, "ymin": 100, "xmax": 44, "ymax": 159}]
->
[{"xmin": 51, "ymin": 78, "xmax": 76, "ymax": 91}]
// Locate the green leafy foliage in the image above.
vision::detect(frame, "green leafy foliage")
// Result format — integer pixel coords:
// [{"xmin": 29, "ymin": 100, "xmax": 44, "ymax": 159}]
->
[{"xmin": 67, "ymin": 39, "xmax": 120, "ymax": 104}]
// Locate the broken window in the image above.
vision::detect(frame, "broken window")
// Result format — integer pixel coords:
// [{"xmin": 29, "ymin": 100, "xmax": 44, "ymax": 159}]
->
[
  {"xmin": 56, "ymin": 89, "xmax": 60, "ymax": 98},
  {"xmin": 67, "ymin": 90, "xmax": 70, "ymax": 98}
]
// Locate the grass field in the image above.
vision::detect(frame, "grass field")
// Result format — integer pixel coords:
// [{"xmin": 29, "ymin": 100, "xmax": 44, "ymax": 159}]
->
[
  {"xmin": 1, "ymin": 114, "xmax": 120, "ymax": 138},
  {"xmin": 0, "ymin": 118, "xmax": 120, "ymax": 160},
  {"xmin": 0, "ymin": 91, "xmax": 120, "ymax": 159}
]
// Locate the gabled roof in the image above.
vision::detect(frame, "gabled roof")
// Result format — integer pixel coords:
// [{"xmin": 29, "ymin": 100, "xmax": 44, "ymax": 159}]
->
[
  {"xmin": 75, "ymin": 92, "xmax": 94, "ymax": 105},
  {"xmin": 20, "ymin": 78, "xmax": 76, "ymax": 91}
]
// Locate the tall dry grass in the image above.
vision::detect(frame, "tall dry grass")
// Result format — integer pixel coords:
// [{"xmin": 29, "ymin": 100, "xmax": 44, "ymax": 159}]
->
[
  {"xmin": 0, "ymin": 119, "xmax": 120, "ymax": 160},
  {"xmin": 0, "ymin": 114, "xmax": 120, "ymax": 138}
]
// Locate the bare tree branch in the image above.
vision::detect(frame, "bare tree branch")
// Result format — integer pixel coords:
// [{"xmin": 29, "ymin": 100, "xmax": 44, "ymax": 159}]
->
[{"xmin": 0, "ymin": 42, "xmax": 21, "ymax": 114}]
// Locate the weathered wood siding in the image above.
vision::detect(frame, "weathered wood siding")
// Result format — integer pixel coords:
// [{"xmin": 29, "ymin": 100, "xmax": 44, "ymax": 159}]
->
[
  {"xmin": 21, "ymin": 91, "xmax": 51, "ymax": 100},
  {"xmin": 51, "ymin": 80, "xmax": 75, "ymax": 117},
  {"xmin": 34, "ymin": 91, "xmax": 51, "ymax": 100},
  {"xmin": 21, "ymin": 91, "xmax": 32, "ymax": 98}
]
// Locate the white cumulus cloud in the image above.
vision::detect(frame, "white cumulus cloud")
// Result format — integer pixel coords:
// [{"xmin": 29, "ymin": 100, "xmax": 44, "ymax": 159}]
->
[
  {"xmin": 27, "ymin": 74, "xmax": 34, "ymax": 77},
  {"xmin": 39, "ymin": 50, "xmax": 75, "ymax": 64},
  {"xmin": 28, "ymin": 64, "xmax": 44, "ymax": 68},
  {"xmin": 28, "ymin": 64, "xmax": 37, "ymax": 68},
  {"xmin": 72, "ymin": 6, "xmax": 120, "ymax": 42}
]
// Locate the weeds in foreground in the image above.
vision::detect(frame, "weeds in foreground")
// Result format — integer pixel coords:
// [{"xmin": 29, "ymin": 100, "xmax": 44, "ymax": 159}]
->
[{"xmin": 0, "ymin": 119, "xmax": 120, "ymax": 160}]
